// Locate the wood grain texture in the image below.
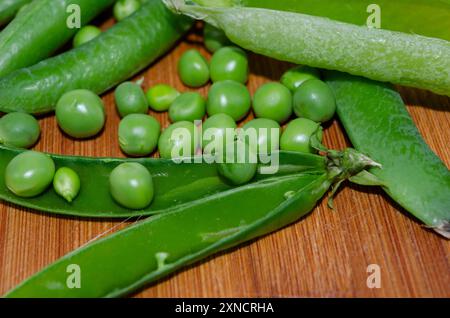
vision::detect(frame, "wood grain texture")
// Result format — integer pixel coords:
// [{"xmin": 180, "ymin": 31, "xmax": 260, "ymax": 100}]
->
[{"xmin": 0, "ymin": 24, "xmax": 449, "ymax": 298}]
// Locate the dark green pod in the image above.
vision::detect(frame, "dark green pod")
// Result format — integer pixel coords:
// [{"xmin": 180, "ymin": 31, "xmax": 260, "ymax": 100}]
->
[
  {"xmin": 324, "ymin": 71, "xmax": 450, "ymax": 237},
  {"xmin": 0, "ymin": 0, "xmax": 115, "ymax": 77},
  {"xmin": 0, "ymin": 0, "xmax": 192, "ymax": 114}
]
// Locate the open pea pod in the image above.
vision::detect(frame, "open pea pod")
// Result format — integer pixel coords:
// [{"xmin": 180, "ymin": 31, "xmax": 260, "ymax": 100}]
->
[
  {"xmin": 0, "ymin": 145, "xmax": 326, "ymax": 218},
  {"xmin": 5, "ymin": 147, "xmax": 379, "ymax": 297}
]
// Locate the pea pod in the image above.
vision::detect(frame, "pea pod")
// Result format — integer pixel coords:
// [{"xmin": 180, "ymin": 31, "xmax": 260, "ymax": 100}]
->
[
  {"xmin": 0, "ymin": 144, "xmax": 326, "ymax": 218},
  {"xmin": 167, "ymin": 0, "xmax": 450, "ymax": 96},
  {"xmin": 324, "ymin": 71, "xmax": 450, "ymax": 238},
  {"xmin": 0, "ymin": 0, "xmax": 192, "ymax": 114},
  {"xmin": 4, "ymin": 147, "xmax": 378, "ymax": 297},
  {"xmin": 0, "ymin": 0, "xmax": 116, "ymax": 77},
  {"xmin": 0, "ymin": 0, "xmax": 32, "ymax": 27},
  {"xmin": 236, "ymin": 0, "xmax": 450, "ymax": 42}
]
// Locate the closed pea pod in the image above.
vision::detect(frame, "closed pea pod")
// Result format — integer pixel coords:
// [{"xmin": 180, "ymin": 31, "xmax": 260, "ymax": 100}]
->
[
  {"xmin": 53, "ymin": 167, "xmax": 81, "ymax": 203},
  {"xmin": 0, "ymin": 112, "xmax": 40, "ymax": 149}
]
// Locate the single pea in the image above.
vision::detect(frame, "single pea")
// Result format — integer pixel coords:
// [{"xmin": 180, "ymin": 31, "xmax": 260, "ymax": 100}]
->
[
  {"xmin": 293, "ymin": 79, "xmax": 336, "ymax": 123},
  {"xmin": 203, "ymin": 23, "xmax": 232, "ymax": 53},
  {"xmin": 158, "ymin": 121, "xmax": 197, "ymax": 159},
  {"xmin": 114, "ymin": 82, "xmax": 148, "ymax": 118},
  {"xmin": 202, "ymin": 113, "xmax": 237, "ymax": 154},
  {"xmin": 113, "ymin": 0, "xmax": 141, "ymax": 21},
  {"xmin": 169, "ymin": 92, "xmax": 206, "ymax": 123},
  {"xmin": 73, "ymin": 25, "xmax": 101, "ymax": 48},
  {"xmin": 210, "ymin": 46, "xmax": 249, "ymax": 83},
  {"xmin": 53, "ymin": 167, "xmax": 81, "ymax": 203},
  {"xmin": 242, "ymin": 118, "xmax": 280, "ymax": 155},
  {"xmin": 253, "ymin": 82, "xmax": 293, "ymax": 124},
  {"xmin": 56, "ymin": 89, "xmax": 105, "ymax": 139},
  {"xmin": 207, "ymin": 80, "xmax": 251, "ymax": 121},
  {"xmin": 178, "ymin": 49, "xmax": 210, "ymax": 88},
  {"xmin": 217, "ymin": 139, "xmax": 257, "ymax": 185},
  {"xmin": 0, "ymin": 112, "xmax": 40, "ymax": 149},
  {"xmin": 109, "ymin": 162, "xmax": 154, "ymax": 210},
  {"xmin": 146, "ymin": 84, "xmax": 180, "ymax": 112},
  {"xmin": 119, "ymin": 114, "xmax": 161, "ymax": 156},
  {"xmin": 280, "ymin": 65, "xmax": 320, "ymax": 92},
  {"xmin": 5, "ymin": 151, "xmax": 55, "ymax": 198},
  {"xmin": 280, "ymin": 118, "xmax": 323, "ymax": 154}
]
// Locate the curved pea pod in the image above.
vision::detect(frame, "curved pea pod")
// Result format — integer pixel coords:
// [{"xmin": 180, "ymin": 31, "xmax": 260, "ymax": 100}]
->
[
  {"xmin": 166, "ymin": 0, "xmax": 450, "ymax": 96},
  {"xmin": 237, "ymin": 0, "xmax": 450, "ymax": 41},
  {"xmin": 0, "ymin": 0, "xmax": 193, "ymax": 114},
  {"xmin": 0, "ymin": 0, "xmax": 32, "ymax": 27},
  {"xmin": 4, "ymin": 147, "xmax": 378, "ymax": 297},
  {"xmin": 0, "ymin": 0, "xmax": 116, "ymax": 77},
  {"xmin": 0, "ymin": 144, "xmax": 327, "ymax": 218},
  {"xmin": 324, "ymin": 71, "xmax": 450, "ymax": 238}
]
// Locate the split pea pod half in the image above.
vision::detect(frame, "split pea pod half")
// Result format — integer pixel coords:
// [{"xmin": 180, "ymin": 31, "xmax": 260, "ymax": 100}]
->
[
  {"xmin": 166, "ymin": 0, "xmax": 450, "ymax": 96},
  {"xmin": 0, "ymin": 0, "xmax": 32, "ymax": 27},
  {"xmin": 0, "ymin": 0, "xmax": 193, "ymax": 114},
  {"xmin": 0, "ymin": 144, "xmax": 327, "ymax": 218},
  {"xmin": 5, "ymin": 147, "xmax": 379, "ymax": 297},
  {"xmin": 324, "ymin": 71, "xmax": 450, "ymax": 238},
  {"xmin": 0, "ymin": 0, "xmax": 116, "ymax": 77}
]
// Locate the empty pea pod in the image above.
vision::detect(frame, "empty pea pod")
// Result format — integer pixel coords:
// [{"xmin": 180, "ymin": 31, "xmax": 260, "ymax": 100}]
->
[{"xmin": 4, "ymin": 146, "xmax": 379, "ymax": 297}]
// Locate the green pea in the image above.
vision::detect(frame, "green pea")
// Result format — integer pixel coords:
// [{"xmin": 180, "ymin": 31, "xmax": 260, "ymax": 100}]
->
[
  {"xmin": 146, "ymin": 84, "xmax": 180, "ymax": 112},
  {"xmin": 5, "ymin": 151, "xmax": 55, "ymax": 198},
  {"xmin": 158, "ymin": 121, "xmax": 197, "ymax": 159},
  {"xmin": 113, "ymin": 0, "xmax": 141, "ymax": 21},
  {"xmin": 280, "ymin": 118, "xmax": 323, "ymax": 154},
  {"xmin": 206, "ymin": 80, "xmax": 251, "ymax": 121},
  {"xmin": 203, "ymin": 23, "xmax": 232, "ymax": 53},
  {"xmin": 0, "ymin": 112, "xmax": 40, "ymax": 149},
  {"xmin": 119, "ymin": 114, "xmax": 161, "ymax": 157},
  {"xmin": 169, "ymin": 92, "xmax": 206, "ymax": 123},
  {"xmin": 53, "ymin": 167, "xmax": 81, "ymax": 203},
  {"xmin": 217, "ymin": 139, "xmax": 257, "ymax": 185},
  {"xmin": 114, "ymin": 82, "xmax": 148, "ymax": 118},
  {"xmin": 280, "ymin": 65, "xmax": 320, "ymax": 92},
  {"xmin": 202, "ymin": 113, "xmax": 237, "ymax": 154},
  {"xmin": 73, "ymin": 25, "xmax": 102, "ymax": 48},
  {"xmin": 253, "ymin": 82, "xmax": 293, "ymax": 124},
  {"xmin": 56, "ymin": 89, "xmax": 105, "ymax": 139},
  {"xmin": 178, "ymin": 49, "xmax": 210, "ymax": 88},
  {"xmin": 242, "ymin": 118, "xmax": 280, "ymax": 155},
  {"xmin": 293, "ymin": 79, "xmax": 336, "ymax": 123},
  {"xmin": 109, "ymin": 162, "xmax": 154, "ymax": 210},
  {"xmin": 210, "ymin": 46, "xmax": 249, "ymax": 83}
]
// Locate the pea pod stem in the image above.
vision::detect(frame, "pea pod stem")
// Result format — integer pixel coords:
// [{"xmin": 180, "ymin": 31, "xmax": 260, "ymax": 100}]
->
[
  {"xmin": 0, "ymin": 0, "xmax": 193, "ymax": 114},
  {"xmin": 4, "ymin": 147, "xmax": 378, "ymax": 297},
  {"xmin": 167, "ymin": 0, "xmax": 450, "ymax": 96},
  {"xmin": 324, "ymin": 71, "xmax": 450, "ymax": 238}
]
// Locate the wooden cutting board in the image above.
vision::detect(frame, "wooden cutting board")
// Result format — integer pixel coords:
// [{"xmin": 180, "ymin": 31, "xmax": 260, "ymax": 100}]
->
[{"xmin": 0, "ymin": 23, "xmax": 449, "ymax": 298}]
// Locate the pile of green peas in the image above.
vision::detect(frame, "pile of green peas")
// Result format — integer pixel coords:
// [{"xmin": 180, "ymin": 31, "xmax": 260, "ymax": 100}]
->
[{"xmin": 2, "ymin": 22, "xmax": 338, "ymax": 210}]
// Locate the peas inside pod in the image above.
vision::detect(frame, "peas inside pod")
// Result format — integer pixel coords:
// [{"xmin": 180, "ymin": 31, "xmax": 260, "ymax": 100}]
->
[
  {"xmin": 109, "ymin": 162, "xmax": 154, "ymax": 210},
  {"xmin": 5, "ymin": 151, "xmax": 55, "ymax": 198},
  {"xmin": 0, "ymin": 112, "xmax": 40, "ymax": 149},
  {"xmin": 53, "ymin": 167, "xmax": 81, "ymax": 203}
]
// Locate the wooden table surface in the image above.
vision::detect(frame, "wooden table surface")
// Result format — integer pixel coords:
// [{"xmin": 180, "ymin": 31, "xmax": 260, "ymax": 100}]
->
[{"xmin": 0, "ymin": 23, "xmax": 449, "ymax": 298}]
